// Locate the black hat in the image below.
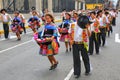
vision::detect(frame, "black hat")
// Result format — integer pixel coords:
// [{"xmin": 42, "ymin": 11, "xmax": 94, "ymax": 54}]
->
[
  {"xmin": 31, "ymin": 7, "xmax": 36, "ymax": 10},
  {"xmin": 97, "ymin": 10, "xmax": 102, "ymax": 15},
  {"xmin": 0, "ymin": 9, "xmax": 7, "ymax": 13},
  {"xmin": 77, "ymin": 15, "xmax": 92, "ymax": 29}
]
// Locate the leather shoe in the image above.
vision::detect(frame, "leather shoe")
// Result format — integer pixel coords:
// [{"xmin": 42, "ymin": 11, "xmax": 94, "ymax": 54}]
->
[
  {"xmin": 85, "ymin": 72, "xmax": 91, "ymax": 76},
  {"xmin": 74, "ymin": 75, "xmax": 80, "ymax": 78}
]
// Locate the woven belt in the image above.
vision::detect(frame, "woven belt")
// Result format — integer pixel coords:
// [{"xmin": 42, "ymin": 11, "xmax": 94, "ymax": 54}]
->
[
  {"xmin": 99, "ymin": 26, "xmax": 106, "ymax": 28},
  {"xmin": 74, "ymin": 41, "xmax": 84, "ymax": 44}
]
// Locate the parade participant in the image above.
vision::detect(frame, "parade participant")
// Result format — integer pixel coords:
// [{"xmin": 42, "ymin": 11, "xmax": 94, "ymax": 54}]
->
[
  {"xmin": 34, "ymin": 14, "xmax": 59, "ymax": 70},
  {"xmin": 87, "ymin": 11, "xmax": 91, "ymax": 19},
  {"xmin": 61, "ymin": 9, "xmax": 66, "ymax": 21},
  {"xmin": 41, "ymin": 9, "xmax": 49, "ymax": 24},
  {"xmin": 19, "ymin": 13, "xmax": 26, "ymax": 34},
  {"xmin": 97, "ymin": 10, "xmax": 107, "ymax": 47},
  {"xmin": 105, "ymin": 11, "xmax": 112, "ymax": 37},
  {"xmin": 89, "ymin": 11, "xmax": 100, "ymax": 55},
  {"xmin": 111, "ymin": 9, "xmax": 117, "ymax": 26},
  {"xmin": 28, "ymin": 11, "xmax": 41, "ymax": 33},
  {"xmin": 78, "ymin": 9, "xmax": 82, "ymax": 15},
  {"xmin": 58, "ymin": 13, "xmax": 72, "ymax": 52},
  {"xmin": 11, "ymin": 11, "xmax": 22, "ymax": 40},
  {"xmin": 0, "ymin": 9, "xmax": 12, "ymax": 39},
  {"xmin": 69, "ymin": 13, "xmax": 79, "ymax": 45},
  {"xmin": 72, "ymin": 13, "xmax": 78, "ymax": 22},
  {"xmin": 72, "ymin": 15, "xmax": 91, "ymax": 78},
  {"xmin": 30, "ymin": 7, "xmax": 41, "ymax": 18}
]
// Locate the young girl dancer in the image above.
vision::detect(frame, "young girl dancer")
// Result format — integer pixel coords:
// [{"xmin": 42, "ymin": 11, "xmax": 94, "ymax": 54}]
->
[{"xmin": 34, "ymin": 14, "xmax": 59, "ymax": 70}]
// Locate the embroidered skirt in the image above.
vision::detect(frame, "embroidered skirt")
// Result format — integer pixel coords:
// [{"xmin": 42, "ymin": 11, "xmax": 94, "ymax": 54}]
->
[{"xmin": 39, "ymin": 39, "xmax": 59, "ymax": 56}]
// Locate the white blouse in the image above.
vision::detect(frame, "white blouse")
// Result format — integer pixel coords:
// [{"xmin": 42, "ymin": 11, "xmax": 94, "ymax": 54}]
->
[{"xmin": 74, "ymin": 25, "xmax": 83, "ymax": 42}]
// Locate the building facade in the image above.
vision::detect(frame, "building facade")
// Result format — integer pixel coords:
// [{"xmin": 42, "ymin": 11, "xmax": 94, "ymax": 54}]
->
[
  {"xmin": 117, "ymin": 0, "xmax": 120, "ymax": 9},
  {"xmin": 0, "ymin": 0, "xmax": 86, "ymax": 13}
]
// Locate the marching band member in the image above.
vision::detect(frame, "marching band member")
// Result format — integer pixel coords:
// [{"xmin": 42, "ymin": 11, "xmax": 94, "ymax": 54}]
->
[
  {"xmin": 72, "ymin": 15, "xmax": 92, "ymax": 78},
  {"xmin": 34, "ymin": 14, "xmax": 59, "ymax": 70},
  {"xmin": 58, "ymin": 13, "xmax": 73, "ymax": 52},
  {"xmin": 89, "ymin": 11, "xmax": 100, "ymax": 55}
]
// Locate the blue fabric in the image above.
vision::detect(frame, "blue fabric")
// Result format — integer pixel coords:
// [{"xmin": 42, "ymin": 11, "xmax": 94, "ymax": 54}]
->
[
  {"xmin": 63, "ymin": 19, "xmax": 71, "ymax": 24},
  {"xmin": 44, "ymin": 24, "xmax": 58, "ymax": 37},
  {"xmin": 13, "ymin": 17, "xmax": 21, "ymax": 24},
  {"xmin": 38, "ymin": 31, "xmax": 42, "ymax": 38},
  {"xmin": 45, "ymin": 24, "xmax": 56, "ymax": 30},
  {"xmin": 28, "ymin": 16, "xmax": 40, "ymax": 22},
  {"xmin": 72, "ymin": 18, "xmax": 77, "ymax": 22}
]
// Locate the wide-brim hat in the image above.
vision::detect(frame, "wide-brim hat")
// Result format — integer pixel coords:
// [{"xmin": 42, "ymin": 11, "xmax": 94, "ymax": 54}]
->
[{"xmin": 77, "ymin": 15, "xmax": 92, "ymax": 29}]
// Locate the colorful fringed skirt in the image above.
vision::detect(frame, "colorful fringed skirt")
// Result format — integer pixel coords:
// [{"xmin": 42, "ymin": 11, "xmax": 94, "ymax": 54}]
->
[{"xmin": 39, "ymin": 39, "xmax": 59, "ymax": 56}]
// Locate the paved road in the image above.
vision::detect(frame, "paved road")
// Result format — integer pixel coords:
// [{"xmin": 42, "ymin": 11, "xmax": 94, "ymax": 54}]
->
[{"xmin": 0, "ymin": 13, "xmax": 120, "ymax": 80}]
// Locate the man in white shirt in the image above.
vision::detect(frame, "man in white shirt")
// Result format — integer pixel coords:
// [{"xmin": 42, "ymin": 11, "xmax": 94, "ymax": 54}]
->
[
  {"xmin": 89, "ymin": 11, "xmax": 100, "ymax": 55},
  {"xmin": 0, "ymin": 9, "xmax": 12, "ymax": 39},
  {"xmin": 111, "ymin": 9, "xmax": 117, "ymax": 26},
  {"xmin": 72, "ymin": 15, "xmax": 91, "ymax": 78}
]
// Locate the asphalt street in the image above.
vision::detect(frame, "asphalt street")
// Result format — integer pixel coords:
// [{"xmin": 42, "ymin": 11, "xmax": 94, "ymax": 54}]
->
[{"xmin": 0, "ymin": 13, "xmax": 120, "ymax": 80}]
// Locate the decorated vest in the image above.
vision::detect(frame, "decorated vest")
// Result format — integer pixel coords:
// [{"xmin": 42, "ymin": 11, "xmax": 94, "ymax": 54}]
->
[
  {"xmin": 82, "ymin": 29, "xmax": 89, "ymax": 51},
  {"xmin": 34, "ymin": 23, "xmax": 56, "ymax": 44},
  {"xmin": 58, "ymin": 20, "xmax": 72, "ymax": 34}
]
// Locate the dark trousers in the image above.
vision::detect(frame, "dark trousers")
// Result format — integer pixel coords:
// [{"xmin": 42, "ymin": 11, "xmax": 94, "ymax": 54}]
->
[
  {"xmin": 108, "ymin": 25, "xmax": 113, "ymax": 37},
  {"xmin": 89, "ymin": 32, "xmax": 99, "ymax": 54},
  {"xmin": 3, "ymin": 23, "xmax": 9, "ymax": 38},
  {"xmin": 21, "ymin": 23, "xmax": 26, "ymax": 33},
  {"xmin": 62, "ymin": 17, "xmax": 65, "ymax": 21},
  {"xmin": 112, "ymin": 17, "xmax": 116, "ymax": 26},
  {"xmin": 98, "ymin": 28, "xmax": 106, "ymax": 46},
  {"xmin": 73, "ymin": 44, "xmax": 90, "ymax": 75}
]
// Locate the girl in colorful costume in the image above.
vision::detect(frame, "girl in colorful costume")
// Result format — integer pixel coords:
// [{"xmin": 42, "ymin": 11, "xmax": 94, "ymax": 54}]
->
[
  {"xmin": 10, "ymin": 11, "xmax": 23, "ymax": 40},
  {"xmin": 28, "ymin": 11, "xmax": 40, "ymax": 33},
  {"xmin": 34, "ymin": 14, "xmax": 59, "ymax": 70},
  {"xmin": 58, "ymin": 13, "xmax": 72, "ymax": 52}
]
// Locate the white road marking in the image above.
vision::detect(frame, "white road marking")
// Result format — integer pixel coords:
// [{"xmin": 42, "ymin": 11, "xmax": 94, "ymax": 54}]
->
[
  {"xmin": 0, "ymin": 40, "xmax": 32, "ymax": 53},
  {"xmin": 115, "ymin": 33, "xmax": 120, "ymax": 43},
  {"xmin": 0, "ymin": 36, "xmax": 16, "ymax": 41},
  {"xmin": 64, "ymin": 68, "xmax": 74, "ymax": 80},
  {"xmin": 0, "ymin": 31, "xmax": 32, "ymax": 41},
  {"xmin": 64, "ymin": 57, "xmax": 82, "ymax": 80}
]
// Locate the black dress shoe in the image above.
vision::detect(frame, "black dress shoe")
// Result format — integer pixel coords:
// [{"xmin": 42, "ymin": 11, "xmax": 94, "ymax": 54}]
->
[
  {"xmin": 89, "ymin": 53, "xmax": 93, "ymax": 55},
  {"xmin": 96, "ymin": 52, "xmax": 99, "ymax": 55},
  {"xmin": 74, "ymin": 75, "xmax": 80, "ymax": 78},
  {"xmin": 85, "ymin": 72, "xmax": 90, "ymax": 76}
]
